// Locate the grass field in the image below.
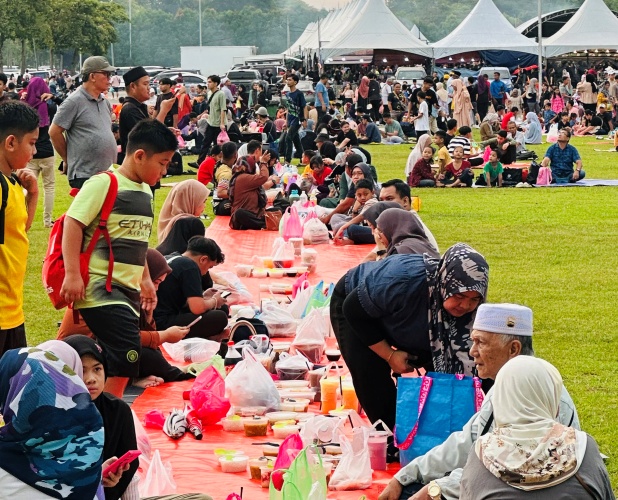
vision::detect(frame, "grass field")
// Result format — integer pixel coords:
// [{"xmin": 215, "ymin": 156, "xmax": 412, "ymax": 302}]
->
[{"xmin": 21, "ymin": 134, "xmax": 618, "ymax": 489}]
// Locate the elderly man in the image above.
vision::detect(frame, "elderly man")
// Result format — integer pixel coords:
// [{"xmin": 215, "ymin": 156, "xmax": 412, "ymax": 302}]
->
[
  {"xmin": 541, "ymin": 128, "xmax": 585, "ymax": 183},
  {"xmin": 378, "ymin": 303, "xmax": 580, "ymax": 500},
  {"xmin": 49, "ymin": 56, "xmax": 118, "ymax": 189}
]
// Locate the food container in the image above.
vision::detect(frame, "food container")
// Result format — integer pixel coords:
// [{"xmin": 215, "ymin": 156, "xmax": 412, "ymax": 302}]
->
[
  {"xmin": 273, "ymin": 258, "xmax": 294, "ymax": 269},
  {"xmin": 293, "ymin": 342, "xmax": 324, "ymax": 364},
  {"xmin": 280, "ymin": 398, "xmax": 311, "ymax": 412},
  {"xmin": 220, "ymin": 416, "xmax": 244, "ymax": 432},
  {"xmin": 260, "ymin": 256, "xmax": 274, "ymax": 268},
  {"xmin": 262, "ymin": 444, "xmax": 279, "ymax": 457},
  {"xmin": 272, "ymin": 423, "xmax": 300, "ymax": 439},
  {"xmin": 265, "ymin": 411, "xmax": 298, "ymax": 425},
  {"xmin": 329, "ymin": 409, "xmax": 352, "ymax": 418},
  {"xmin": 249, "ymin": 458, "xmax": 270, "ymax": 480},
  {"xmin": 276, "ymin": 365, "xmax": 309, "ymax": 381},
  {"xmin": 252, "ymin": 268, "xmax": 268, "ymax": 278},
  {"xmin": 268, "ymin": 268, "xmax": 285, "ymax": 278},
  {"xmin": 301, "ymin": 248, "xmax": 318, "ymax": 273},
  {"xmin": 295, "ymin": 266, "xmax": 308, "ymax": 275},
  {"xmin": 243, "ymin": 416, "xmax": 269, "ymax": 437},
  {"xmin": 219, "ymin": 455, "xmax": 249, "ymax": 473},
  {"xmin": 260, "ymin": 466, "xmax": 273, "ymax": 488},
  {"xmin": 233, "ymin": 406, "xmax": 267, "ymax": 417},
  {"xmin": 276, "ymin": 379, "xmax": 309, "ymax": 389},
  {"xmin": 289, "ymin": 237, "xmax": 304, "ymax": 257},
  {"xmin": 323, "ymin": 444, "xmax": 342, "ymax": 455},
  {"xmin": 325, "ymin": 349, "xmax": 341, "ymax": 362},
  {"xmin": 235, "ymin": 264, "xmax": 252, "ymax": 278},
  {"xmin": 285, "ymin": 267, "xmax": 298, "ymax": 277},
  {"xmin": 278, "ymin": 389, "xmax": 317, "ymax": 401}
]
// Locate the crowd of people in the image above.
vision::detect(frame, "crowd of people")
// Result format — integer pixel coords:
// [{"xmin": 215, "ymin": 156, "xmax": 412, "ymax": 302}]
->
[{"xmin": 0, "ymin": 54, "xmax": 614, "ymax": 499}]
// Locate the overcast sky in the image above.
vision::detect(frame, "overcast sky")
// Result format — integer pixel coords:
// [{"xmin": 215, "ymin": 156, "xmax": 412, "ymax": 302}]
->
[{"xmin": 301, "ymin": 0, "xmax": 352, "ymax": 10}]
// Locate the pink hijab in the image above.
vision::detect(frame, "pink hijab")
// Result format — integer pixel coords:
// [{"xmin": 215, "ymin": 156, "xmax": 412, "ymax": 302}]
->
[
  {"xmin": 157, "ymin": 180, "xmax": 209, "ymax": 244},
  {"xmin": 358, "ymin": 76, "xmax": 370, "ymax": 99}
]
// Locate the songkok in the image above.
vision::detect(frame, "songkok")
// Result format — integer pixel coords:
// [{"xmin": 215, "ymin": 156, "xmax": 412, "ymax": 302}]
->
[
  {"xmin": 123, "ymin": 66, "xmax": 148, "ymax": 86},
  {"xmin": 473, "ymin": 303, "xmax": 533, "ymax": 336}
]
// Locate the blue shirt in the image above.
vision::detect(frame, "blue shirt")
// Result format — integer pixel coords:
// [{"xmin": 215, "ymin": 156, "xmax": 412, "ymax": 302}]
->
[
  {"xmin": 489, "ymin": 80, "xmax": 507, "ymax": 100},
  {"xmin": 286, "ymin": 89, "xmax": 306, "ymax": 128},
  {"xmin": 365, "ymin": 122, "xmax": 382, "ymax": 143},
  {"xmin": 544, "ymin": 142, "xmax": 581, "ymax": 178},
  {"xmin": 345, "ymin": 254, "xmax": 431, "ymax": 354},
  {"xmin": 315, "ymin": 81, "xmax": 329, "ymax": 108}
]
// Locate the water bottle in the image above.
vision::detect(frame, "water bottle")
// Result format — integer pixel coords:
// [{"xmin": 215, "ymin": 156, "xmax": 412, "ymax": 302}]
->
[
  {"xmin": 224, "ymin": 341, "xmax": 242, "ymax": 374},
  {"xmin": 299, "ymin": 192, "xmax": 308, "ymax": 207},
  {"xmin": 309, "ymin": 193, "xmax": 317, "ymax": 206},
  {"xmin": 289, "ymin": 190, "xmax": 300, "ymax": 203}
]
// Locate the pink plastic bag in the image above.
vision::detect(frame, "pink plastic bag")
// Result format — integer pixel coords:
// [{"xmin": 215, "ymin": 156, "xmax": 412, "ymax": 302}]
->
[
  {"xmin": 144, "ymin": 410, "xmax": 166, "ymax": 429},
  {"xmin": 282, "ymin": 206, "xmax": 303, "ymax": 241},
  {"xmin": 482, "ymin": 146, "xmax": 492, "ymax": 162},
  {"xmin": 536, "ymin": 166, "xmax": 553, "ymax": 185},
  {"xmin": 274, "ymin": 433, "xmax": 304, "ymax": 470},
  {"xmin": 217, "ymin": 130, "xmax": 230, "ymax": 145},
  {"xmin": 189, "ymin": 366, "xmax": 231, "ymax": 425}
]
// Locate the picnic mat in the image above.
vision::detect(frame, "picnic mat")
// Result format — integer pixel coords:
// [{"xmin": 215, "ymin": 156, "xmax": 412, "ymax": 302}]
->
[
  {"xmin": 204, "ymin": 216, "xmax": 372, "ymax": 302},
  {"xmin": 535, "ymin": 179, "xmax": 618, "ymax": 187}
]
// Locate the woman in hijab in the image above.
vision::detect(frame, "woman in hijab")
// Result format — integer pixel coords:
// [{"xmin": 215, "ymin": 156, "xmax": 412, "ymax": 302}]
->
[
  {"xmin": 25, "ymin": 76, "xmax": 56, "ymax": 227},
  {"xmin": 461, "ymin": 356, "xmax": 614, "ymax": 500},
  {"xmin": 480, "ymin": 112, "xmax": 500, "ymax": 142},
  {"xmin": 452, "ymin": 79, "xmax": 472, "ymax": 128},
  {"xmin": 334, "ymin": 200, "xmax": 403, "ymax": 246},
  {"xmin": 576, "ymin": 73, "xmax": 598, "ymax": 114},
  {"xmin": 64, "ymin": 335, "xmax": 138, "ymax": 500},
  {"xmin": 375, "ymin": 208, "xmax": 440, "ymax": 258},
  {"xmin": 476, "ymin": 73, "xmax": 490, "ymax": 120},
  {"xmin": 436, "ymin": 82, "xmax": 449, "ymax": 115},
  {"xmin": 157, "ymin": 216, "xmax": 205, "ymax": 256},
  {"xmin": 157, "ymin": 180, "xmax": 209, "ymax": 245},
  {"xmin": 357, "ymin": 75, "xmax": 370, "ymax": 111},
  {"xmin": 0, "ymin": 345, "xmax": 104, "ymax": 499},
  {"xmin": 405, "ymin": 133, "xmax": 432, "ymax": 176},
  {"xmin": 524, "ymin": 111, "xmax": 542, "ymax": 144},
  {"xmin": 525, "ymin": 77, "xmax": 540, "ymax": 112},
  {"xmin": 330, "ymin": 243, "xmax": 489, "ymax": 434}
]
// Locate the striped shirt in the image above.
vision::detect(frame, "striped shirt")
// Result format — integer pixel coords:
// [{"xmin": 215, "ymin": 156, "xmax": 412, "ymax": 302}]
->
[{"xmin": 447, "ymin": 136, "xmax": 471, "ymax": 157}]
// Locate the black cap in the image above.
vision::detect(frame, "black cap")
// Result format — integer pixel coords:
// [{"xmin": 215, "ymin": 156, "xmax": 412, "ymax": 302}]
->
[
  {"xmin": 64, "ymin": 335, "xmax": 108, "ymax": 378},
  {"xmin": 123, "ymin": 66, "xmax": 149, "ymax": 86},
  {"xmin": 316, "ymin": 133, "xmax": 330, "ymax": 143},
  {"xmin": 452, "ymin": 70, "xmax": 461, "ymax": 77}
]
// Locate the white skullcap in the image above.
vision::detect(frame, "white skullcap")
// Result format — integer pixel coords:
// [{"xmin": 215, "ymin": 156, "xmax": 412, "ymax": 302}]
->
[{"xmin": 473, "ymin": 303, "xmax": 533, "ymax": 337}]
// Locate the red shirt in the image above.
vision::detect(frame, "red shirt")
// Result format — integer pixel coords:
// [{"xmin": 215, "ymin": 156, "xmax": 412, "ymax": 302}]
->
[
  {"xmin": 408, "ymin": 159, "xmax": 435, "ymax": 187},
  {"xmin": 198, "ymin": 156, "xmax": 216, "ymax": 185},
  {"xmin": 501, "ymin": 112, "xmax": 514, "ymax": 130},
  {"xmin": 445, "ymin": 160, "xmax": 472, "ymax": 178},
  {"xmin": 312, "ymin": 166, "xmax": 333, "ymax": 186}
]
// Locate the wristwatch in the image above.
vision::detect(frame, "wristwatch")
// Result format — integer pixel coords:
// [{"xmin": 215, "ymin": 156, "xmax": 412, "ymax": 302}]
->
[{"xmin": 428, "ymin": 480, "xmax": 442, "ymax": 500}]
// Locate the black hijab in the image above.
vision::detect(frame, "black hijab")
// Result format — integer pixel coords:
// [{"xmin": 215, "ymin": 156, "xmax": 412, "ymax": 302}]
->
[
  {"xmin": 376, "ymin": 208, "xmax": 439, "ymax": 258},
  {"xmin": 156, "ymin": 216, "xmax": 206, "ymax": 256},
  {"xmin": 362, "ymin": 201, "xmax": 401, "ymax": 227}
]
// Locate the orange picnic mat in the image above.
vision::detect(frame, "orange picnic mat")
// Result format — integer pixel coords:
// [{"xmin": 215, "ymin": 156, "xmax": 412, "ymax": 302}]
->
[
  {"xmin": 204, "ymin": 216, "xmax": 372, "ymax": 303},
  {"xmin": 131, "ymin": 380, "xmax": 400, "ymax": 499}
]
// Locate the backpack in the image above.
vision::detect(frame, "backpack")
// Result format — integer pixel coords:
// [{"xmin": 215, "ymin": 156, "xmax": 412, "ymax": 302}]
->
[
  {"xmin": 536, "ymin": 165, "xmax": 553, "ymax": 185},
  {"xmin": 42, "ymin": 171, "xmax": 118, "ymax": 309},
  {"xmin": 0, "ymin": 172, "xmax": 20, "ymax": 245}
]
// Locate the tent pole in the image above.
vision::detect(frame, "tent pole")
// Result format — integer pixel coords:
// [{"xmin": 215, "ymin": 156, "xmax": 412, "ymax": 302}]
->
[{"xmin": 538, "ymin": 0, "xmax": 543, "ymax": 103}]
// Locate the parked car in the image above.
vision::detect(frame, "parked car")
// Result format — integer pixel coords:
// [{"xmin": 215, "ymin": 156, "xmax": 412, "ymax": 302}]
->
[
  {"xmin": 394, "ymin": 66, "xmax": 427, "ymax": 85},
  {"xmin": 478, "ymin": 66, "xmax": 512, "ymax": 91},
  {"xmin": 151, "ymin": 71, "xmax": 208, "ymax": 92},
  {"xmin": 281, "ymin": 80, "xmax": 315, "ymax": 105},
  {"xmin": 224, "ymin": 69, "xmax": 263, "ymax": 91}
]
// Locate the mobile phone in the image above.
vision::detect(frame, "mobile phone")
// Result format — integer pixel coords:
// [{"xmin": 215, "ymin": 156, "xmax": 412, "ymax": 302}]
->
[
  {"xmin": 102, "ymin": 450, "xmax": 141, "ymax": 477},
  {"xmin": 221, "ymin": 291, "xmax": 232, "ymax": 299},
  {"xmin": 187, "ymin": 315, "xmax": 203, "ymax": 328}
]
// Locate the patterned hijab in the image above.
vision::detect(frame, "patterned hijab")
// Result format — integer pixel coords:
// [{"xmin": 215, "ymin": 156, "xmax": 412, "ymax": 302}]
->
[
  {"xmin": 476, "ymin": 357, "xmax": 587, "ymax": 491},
  {"xmin": 157, "ymin": 179, "xmax": 209, "ymax": 244},
  {"xmin": 425, "ymin": 243, "xmax": 489, "ymax": 375},
  {"xmin": 0, "ymin": 347, "xmax": 104, "ymax": 499}
]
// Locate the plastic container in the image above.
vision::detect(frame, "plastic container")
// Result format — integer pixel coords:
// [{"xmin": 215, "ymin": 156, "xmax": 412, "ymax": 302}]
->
[
  {"xmin": 276, "ymin": 380, "xmax": 309, "ymax": 389},
  {"xmin": 341, "ymin": 382, "xmax": 359, "ymax": 412},
  {"xmin": 260, "ymin": 466, "xmax": 273, "ymax": 488},
  {"xmin": 301, "ymin": 248, "xmax": 318, "ymax": 273},
  {"xmin": 293, "ymin": 343, "xmax": 324, "ymax": 364},
  {"xmin": 220, "ymin": 416, "xmax": 244, "ymax": 432},
  {"xmin": 276, "ymin": 365, "xmax": 309, "ymax": 381},
  {"xmin": 232, "ymin": 406, "xmax": 267, "ymax": 417},
  {"xmin": 280, "ymin": 398, "xmax": 310, "ymax": 412},
  {"xmin": 249, "ymin": 458, "xmax": 270, "ymax": 480},
  {"xmin": 219, "ymin": 455, "xmax": 249, "ymax": 473},
  {"xmin": 260, "ymin": 257, "xmax": 274, "ymax": 268},
  {"xmin": 278, "ymin": 389, "xmax": 317, "ymax": 400},
  {"xmin": 320, "ymin": 378, "xmax": 339, "ymax": 415},
  {"xmin": 252, "ymin": 268, "xmax": 268, "ymax": 278},
  {"xmin": 295, "ymin": 266, "xmax": 308, "ymax": 275},
  {"xmin": 224, "ymin": 341, "xmax": 242, "ymax": 374},
  {"xmin": 308, "ymin": 368, "xmax": 326, "ymax": 388},
  {"xmin": 289, "ymin": 237, "xmax": 304, "ymax": 257},
  {"xmin": 285, "ymin": 267, "xmax": 298, "ymax": 277},
  {"xmin": 272, "ymin": 423, "xmax": 300, "ymax": 439},
  {"xmin": 262, "ymin": 444, "xmax": 279, "ymax": 457},
  {"xmin": 243, "ymin": 416, "xmax": 269, "ymax": 437},
  {"xmin": 268, "ymin": 268, "xmax": 285, "ymax": 278},
  {"xmin": 273, "ymin": 258, "xmax": 294, "ymax": 269},
  {"xmin": 325, "ymin": 349, "xmax": 341, "ymax": 362},
  {"xmin": 235, "ymin": 264, "xmax": 252, "ymax": 277},
  {"xmin": 265, "ymin": 411, "xmax": 298, "ymax": 425},
  {"xmin": 368, "ymin": 430, "xmax": 389, "ymax": 471}
]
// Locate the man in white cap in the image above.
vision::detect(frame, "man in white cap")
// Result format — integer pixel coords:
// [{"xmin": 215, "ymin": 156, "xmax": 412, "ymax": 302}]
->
[
  {"xmin": 378, "ymin": 303, "xmax": 580, "ymax": 500},
  {"xmin": 50, "ymin": 56, "xmax": 118, "ymax": 189}
]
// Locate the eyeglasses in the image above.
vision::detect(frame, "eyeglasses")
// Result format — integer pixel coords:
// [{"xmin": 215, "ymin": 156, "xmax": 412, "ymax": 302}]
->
[{"xmin": 93, "ymin": 71, "xmax": 112, "ymax": 78}]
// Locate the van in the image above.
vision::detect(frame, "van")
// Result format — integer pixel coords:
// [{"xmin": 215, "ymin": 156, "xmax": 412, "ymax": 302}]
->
[
  {"xmin": 394, "ymin": 66, "xmax": 427, "ymax": 85},
  {"xmin": 478, "ymin": 67, "xmax": 512, "ymax": 91}
]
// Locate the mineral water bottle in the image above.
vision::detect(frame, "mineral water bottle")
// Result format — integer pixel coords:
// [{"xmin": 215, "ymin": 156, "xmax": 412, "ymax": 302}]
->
[{"xmin": 224, "ymin": 341, "xmax": 242, "ymax": 374}]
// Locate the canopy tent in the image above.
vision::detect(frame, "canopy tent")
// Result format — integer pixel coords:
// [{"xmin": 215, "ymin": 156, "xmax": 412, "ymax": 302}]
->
[
  {"xmin": 544, "ymin": 0, "xmax": 618, "ymax": 57},
  {"xmin": 410, "ymin": 24, "xmax": 430, "ymax": 44},
  {"xmin": 517, "ymin": 9, "xmax": 580, "ymax": 39},
  {"xmin": 321, "ymin": 0, "xmax": 433, "ymax": 59},
  {"xmin": 431, "ymin": 0, "xmax": 538, "ymax": 59}
]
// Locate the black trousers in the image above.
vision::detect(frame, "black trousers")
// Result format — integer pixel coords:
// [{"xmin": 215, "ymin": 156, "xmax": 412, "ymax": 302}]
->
[
  {"xmin": 369, "ymin": 99, "xmax": 382, "ymax": 122},
  {"xmin": 230, "ymin": 209, "xmax": 266, "ymax": 230},
  {"xmin": 173, "ymin": 310, "xmax": 229, "ymax": 339},
  {"xmin": 138, "ymin": 347, "xmax": 193, "ymax": 382},
  {"xmin": 197, "ymin": 124, "xmax": 224, "ymax": 165},
  {"xmin": 477, "ymin": 100, "xmax": 489, "ymax": 121}
]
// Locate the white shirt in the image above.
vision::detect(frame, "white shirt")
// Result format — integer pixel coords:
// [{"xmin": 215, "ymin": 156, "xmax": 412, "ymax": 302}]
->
[
  {"xmin": 381, "ymin": 83, "xmax": 392, "ymax": 105},
  {"xmin": 416, "ymin": 100, "xmax": 429, "ymax": 131}
]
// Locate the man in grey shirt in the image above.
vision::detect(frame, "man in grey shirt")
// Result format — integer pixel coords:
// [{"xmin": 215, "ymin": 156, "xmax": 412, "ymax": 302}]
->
[
  {"xmin": 50, "ymin": 56, "xmax": 117, "ymax": 189},
  {"xmin": 378, "ymin": 303, "xmax": 580, "ymax": 500}
]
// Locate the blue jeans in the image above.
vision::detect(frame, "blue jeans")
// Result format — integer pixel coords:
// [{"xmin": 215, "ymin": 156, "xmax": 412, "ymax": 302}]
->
[
  {"xmin": 400, "ymin": 482, "xmax": 425, "ymax": 499},
  {"xmin": 552, "ymin": 169, "xmax": 586, "ymax": 183},
  {"xmin": 347, "ymin": 224, "xmax": 375, "ymax": 244}
]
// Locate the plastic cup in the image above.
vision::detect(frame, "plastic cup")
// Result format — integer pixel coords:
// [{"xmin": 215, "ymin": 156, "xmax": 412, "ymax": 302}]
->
[
  {"xmin": 341, "ymin": 382, "xmax": 359, "ymax": 412},
  {"xmin": 260, "ymin": 466, "xmax": 272, "ymax": 488},
  {"xmin": 320, "ymin": 377, "xmax": 340, "ymax": 414},
  {"xmin": 368, "ymin": 430, "xmax": 389, "ymax": 471},
  {"xmin": 290, "ymin": 237, "xmax": 304, "ymax": 257}
]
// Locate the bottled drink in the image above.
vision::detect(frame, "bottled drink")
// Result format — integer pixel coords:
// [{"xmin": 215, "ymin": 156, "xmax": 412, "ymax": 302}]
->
[
  {"xmin": 289, "ymin": 190, "xmax": 300, "ymax": 203},
  {"xmin": 299, "ymin": 192, "xmax": 308, "ymax": 206},
  {"xmin": 309, "ymin": 193, "xmax": 317, "ymax": 206},
  {"xmin": 224, "ymin": 341, "xmax": 242, "ymax": 374}
]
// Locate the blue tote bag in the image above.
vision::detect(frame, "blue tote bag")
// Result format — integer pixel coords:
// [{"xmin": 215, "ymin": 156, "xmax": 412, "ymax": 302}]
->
[{"xmin": 394, "ymin": 372, "xmax": 483, "ymax": 466}]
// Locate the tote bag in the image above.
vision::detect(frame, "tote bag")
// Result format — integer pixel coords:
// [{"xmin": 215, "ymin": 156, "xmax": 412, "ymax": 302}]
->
[{"xmin": 394, "ymin": 372, "xmax": 483, "ymax": 466}]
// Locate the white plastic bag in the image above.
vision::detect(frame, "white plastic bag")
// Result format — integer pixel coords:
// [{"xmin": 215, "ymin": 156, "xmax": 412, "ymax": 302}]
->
[
  {"xmin": 259, "ymin": 302, "xmax": 297, "ymax": 337},
  {"xmin": 212, "ymin": 270, "xmax": 254, "ymax": 305},
  {"xmin": 132, "ymin": 409, "xmax": 152, "ymax": 460},
  {"xmin": 300, "ymin": 415, "xmax": 345, "ymax": 446},
  {"xmin": 161, "ymin": 338, "xmax": 221, "ymax": 363},
  {"xmin": 275, "ymin": 351, "xmax": 312, "ymax": 380},
  {"xmin": 287, "ymin": 283, "xmax": 315, "ymax": 319},
  {"xmin": 328, "ymin": 427, "xmax": 372, "ymax": 491},
  {"xmin": 547, "ymin": 123, "xmax": 559, "ymax": 143},
  {"xmin": 292, "ymin": 309, "xmax": 327, "ymax": 363},
  {"xmin": 225, "ymin": 350, "xmax": 281, "ymax": 411},
  {"xmin": 138, "ymin": 449, "xmax": 177, "ymax": 497},
  {"xmin": 303, "ymin": 218, "xmax": 330, "ymax": 245}
]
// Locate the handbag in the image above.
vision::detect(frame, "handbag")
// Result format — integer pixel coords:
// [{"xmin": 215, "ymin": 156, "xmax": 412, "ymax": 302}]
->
[
  {"xmin": 394, "ymin": 372, "xmax": 484, "ymax": 466},
  {"xmin": 264, "ymin": 209, "xmax": 283, "ymax": 231}
]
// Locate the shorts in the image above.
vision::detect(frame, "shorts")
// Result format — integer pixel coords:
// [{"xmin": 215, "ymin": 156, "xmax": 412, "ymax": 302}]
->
[
  {"xmin": 80, "ymin": 304, "xmax": 141, "ymax": 378},
  {"xmin": 0, "ymin": 323, "xmax": 27, "ymax": 358}
]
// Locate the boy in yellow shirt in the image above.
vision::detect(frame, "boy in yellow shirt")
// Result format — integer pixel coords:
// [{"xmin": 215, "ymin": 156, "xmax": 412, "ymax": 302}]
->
[{"xmin": 0, "ymin": 101, "xmax": 40, "ymax": 355}]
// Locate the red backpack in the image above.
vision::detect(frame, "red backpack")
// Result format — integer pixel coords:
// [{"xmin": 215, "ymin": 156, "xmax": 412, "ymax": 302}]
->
[{"xmin": 42, "ymin": 171, "xmax": 118, "ymax": 309}]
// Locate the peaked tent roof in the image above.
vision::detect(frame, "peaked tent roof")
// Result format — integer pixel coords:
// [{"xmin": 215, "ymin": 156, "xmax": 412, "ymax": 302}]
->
[
  {"xmin": 319, "ymin": 0, "xmax": 434, "ymax": 59},
  {"xmin": 544, "ymin": 0, "xmax": 618, "ymax": 57},
  {"xmin": 431, "ymin": 0, "xmax": 538, "ymax": 59},
  {"xmin": 410, "ymin": 24, "xmax": 430, "ymax": 44}
]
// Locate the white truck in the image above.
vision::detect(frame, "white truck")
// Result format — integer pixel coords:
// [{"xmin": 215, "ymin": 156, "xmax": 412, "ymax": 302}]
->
[{"xmin": 180, "ymin": 46, "xmax": 257, "ymax": 77}]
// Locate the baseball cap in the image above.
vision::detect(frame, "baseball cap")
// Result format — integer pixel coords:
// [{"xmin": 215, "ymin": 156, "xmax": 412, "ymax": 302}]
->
[
  {"xmin": 256, "ymin": 107, "xmax": 269, "ymax": 117},
  {"xmin": 81, "ymin": 56, "xmax": 115, "ymax": 75}
]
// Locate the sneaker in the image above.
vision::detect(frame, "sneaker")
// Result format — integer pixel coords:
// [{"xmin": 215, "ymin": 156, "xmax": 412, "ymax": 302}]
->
[
  {"xmin": 523, "ymin": 182, "xmax": 533, "ymax": 188},
  {"xmin": 515, "ymin": 182, "xmax": 525, "ymax": 188}
]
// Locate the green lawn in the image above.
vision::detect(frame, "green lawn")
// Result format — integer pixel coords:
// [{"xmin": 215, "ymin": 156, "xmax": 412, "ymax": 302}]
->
[{"xmin": 22, "ymin": 134, "xmax": 618, "ymax": 489}]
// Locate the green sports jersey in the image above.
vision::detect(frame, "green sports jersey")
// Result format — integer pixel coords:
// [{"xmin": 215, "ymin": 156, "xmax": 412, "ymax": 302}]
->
[{"xmin": 67, "ymin": 169, "xmax": 153, "ymax": 315}]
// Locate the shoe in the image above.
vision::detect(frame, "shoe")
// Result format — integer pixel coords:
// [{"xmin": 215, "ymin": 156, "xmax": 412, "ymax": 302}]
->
[
  {"xmin": 188, "ymin": 161, "xmax": 199, "ymax": 168},
  {"xmin": 523, "ymin": 182, "xmax": 533, "ymax": 188},
  {"xmin": 515, "ymin": 182, "xmax": 524, "ymax": 188}
]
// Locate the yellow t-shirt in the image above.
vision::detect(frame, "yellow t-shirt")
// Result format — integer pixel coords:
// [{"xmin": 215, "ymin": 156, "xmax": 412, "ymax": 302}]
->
[
  {"xmin": 0, "ymin": 173, "xmax": 28, "ymax": 329},
  {"xmin": 67, "ymin": 169, "xmax": 153, "ymax": 315},
  {"xmin": 437, "ymin": 146, "xmax": 453, "ymax": 173}
]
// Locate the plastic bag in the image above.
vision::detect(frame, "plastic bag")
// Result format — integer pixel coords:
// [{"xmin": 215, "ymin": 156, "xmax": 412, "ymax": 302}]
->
[
  {"xmin": 303, "ymin": 218, "xmax": 330, "ymax": 245},
  {"xmin": 275, "ymin": 352, "xmax": 312, "ymax": 380},
  {"xmin": 212, "ymin": 270, "xmax": 254, "ymax": 305},
  {"xmin": 225, "ymin": 350, "xmax": 281, "ymax": 411},
  {"xmin": 132, "ymin": 409, "xmax": 152, "ymax": 460},
  {"xmin": 292, "ymin": 309, "xmax": 327, "ymax": 364},
  {"xmin": 547, "ymin": 123, "xmax": 559, "ymax": 143},
  {"xmin": 274, "ymin": 433, "xmax": 304, "ymax": 470},
  {"xmin": 288, "ymin": 282, "xmax": 314, "ymax": 319},
  {"xmin": 144, "ymin": 409, "xmax": 165, "ymax": 429},
  {"xmin": 282, "ymin": 206, "xmax": 303, "ymax": 241},
  {"xmin": 482, "ymin": 145, "xmax": 492, "ymax": 162},
  {"xmin": 300, "ymin": 414, "xmax": 345, "ymax": 446},
  {"xmin": 189, "ymin": 365, "xmax": 231, "ymax": 425},
  {"xmin": 259, "ymin": 302, "xmax": 298, "ymax": 337},
  {"xmin": 328, "ymin": 427, "xmax": 372, "ymax": 491},
  {"xmin": 138, "ymin": 449, "xmax": 177, "ymax": 497},
  {"xmin": 162, "ymin": 338, "xmax": 220, "ymax": 363},
  {"xmin": 186, "ymin": 354, "xmax": 225, "ymax": 378},
  {"xmin": 292, "ymin": 273, "xmax": 310, "ymax": 300},
  {"xmin": 303, "ymin": 282, "xmax": 334, "ymax": 317},
  {"xmin": 272, "ymin": 238, "xmax": 295, "ymax": 268},
  {"xmin": 270, "ymin": 446, "xmax": 327, "ymax": 500},
  {"xmin": 217, "ymin": 130, "xmax": 230, "ymax": 145}
]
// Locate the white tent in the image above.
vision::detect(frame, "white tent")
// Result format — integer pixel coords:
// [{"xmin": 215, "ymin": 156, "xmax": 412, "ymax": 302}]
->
[
  {"xmin": 544, "ymin": 0, "xmax": 618, "ymax": 57},
  {"xmin": 410, "ymin": 24, "xmax": 430, "ymax": 44},
  {"xmin": 321, "ymin": 0, "xmax": 433, "ymax": 59},
  {"xmin": 431, "ymin": 0, "xmax": 538, "ymax": 59}
]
